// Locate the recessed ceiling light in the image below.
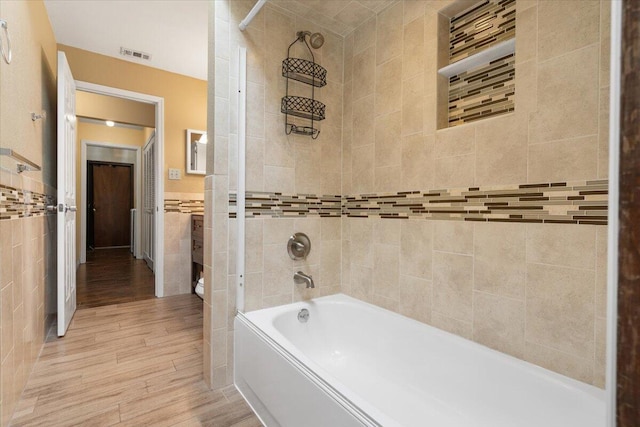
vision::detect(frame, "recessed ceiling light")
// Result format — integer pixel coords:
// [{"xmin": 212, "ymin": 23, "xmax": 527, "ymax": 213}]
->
[{"xmin": 105, "ymin": 120, "xmax": 115, "ymax": 127}]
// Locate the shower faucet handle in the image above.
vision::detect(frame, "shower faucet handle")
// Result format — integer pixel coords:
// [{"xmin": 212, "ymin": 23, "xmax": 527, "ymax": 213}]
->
[{"xmin": 287, "ymin": 232, "xmax": 311, "ymax": 260}]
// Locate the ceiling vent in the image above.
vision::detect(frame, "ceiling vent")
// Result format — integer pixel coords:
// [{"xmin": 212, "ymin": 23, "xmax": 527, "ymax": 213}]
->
[{"xmin": 119, "ymin": 46, "xmax": 152, "ymax": 61}]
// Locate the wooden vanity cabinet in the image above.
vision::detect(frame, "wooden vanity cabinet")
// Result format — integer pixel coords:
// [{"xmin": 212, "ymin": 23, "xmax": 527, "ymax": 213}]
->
[{"xmin": 191, "ymin": 214, "xmax": 204, "ymax": 292}]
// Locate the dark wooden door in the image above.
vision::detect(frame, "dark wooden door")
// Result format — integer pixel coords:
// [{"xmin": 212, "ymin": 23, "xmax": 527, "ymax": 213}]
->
[{"xmin": 89, "ymin": 162, "xmax": 133, "ymax": 248}]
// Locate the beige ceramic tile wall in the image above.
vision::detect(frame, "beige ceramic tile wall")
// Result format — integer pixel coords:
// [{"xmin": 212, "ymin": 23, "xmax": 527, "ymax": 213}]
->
[
  {"xmin": 206, "ymin": 0, "xmax": 344, "ymax": 389},
  {"xmin": 164, "ymin": 192, "xmax": 205, "ymax": 296},
  {"xmin": 342, "ymin": 0, "xmax": 610, "ymax": 387},
  {"xmin": 233, "ymin": 216, "xmax": 343, "ymax": 312},
  {"xmin": 0, "ymin": 1, "xmax": 57, "ymax": 424},
  {"xmin": 0, "ymin": 214, "xmax": 54, "ymax": 426},
  {"xmin": 342, "ymin": 218, "xmax": 607, "ymax": 386}
]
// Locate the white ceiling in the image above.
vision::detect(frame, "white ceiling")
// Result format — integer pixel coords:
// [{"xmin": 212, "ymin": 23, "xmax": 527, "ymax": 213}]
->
[
  {"xmin": 269, "ymin": 0, "xmax": 398, "ymax": 36},
  {"xmin": 44, "ymin": 0, "xmax": 209, "ymax": 81},
  {"xmin": 43, "ymin": 0, "xmax": 398, "ymax": 82}
]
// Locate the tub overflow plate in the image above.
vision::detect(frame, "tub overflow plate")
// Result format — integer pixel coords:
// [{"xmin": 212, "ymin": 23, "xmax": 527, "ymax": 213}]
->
[{"xmin": 297, "ymin": 308, "xmax": 309, "ymax": 323}]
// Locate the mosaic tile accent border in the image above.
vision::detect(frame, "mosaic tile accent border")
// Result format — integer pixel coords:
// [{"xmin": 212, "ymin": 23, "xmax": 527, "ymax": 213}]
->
[
  {"xmin": 0, "ymin": 184, "xmax": 55, "ymax": 221},
  {"xmin": 230, "ymin": 180, "xmax": 608, "ymax": 225},
  {"xmin": 229, "ymin": 192, "xmax": 342, "ymax": 218},
  {"xmin": 3, "ymin": 190, "xmax": 205, "ymax": 219},
  {"xmin": 449, "ymin": 53, "xmax": 515, "ymax": 126},
  {"xmin": 343, "ymin": 180, "xmax": 608, "ymax": 225},
  {"xmin": 450, "ymin": 0, "xmax": 516, "ymax": 63},
  {"xmin": 164, "ymin": 199, "xmax": 204, "ymax": 214}
]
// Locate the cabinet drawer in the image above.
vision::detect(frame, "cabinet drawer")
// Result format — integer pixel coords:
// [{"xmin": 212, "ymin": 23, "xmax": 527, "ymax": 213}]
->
[
  {"xmin": 192, "ymin": 215, "xmax": 204, "ymax": 240},
  {"xmin": 192, "ymin": 239, "xmax": 203, "ymax": 265}
]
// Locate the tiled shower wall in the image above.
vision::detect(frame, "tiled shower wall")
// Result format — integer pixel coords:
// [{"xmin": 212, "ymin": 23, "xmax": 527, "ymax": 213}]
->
[
  {"xmin": 207, "ymin": 0, "xmax": 611, "ymax": 389},
  {"xmin": 341, "ymin": 0, "xmax": 610, "ymax": 387},
  {"xmin": 206, "ymin": 0, "xmax": 344, "ymax": 388}
]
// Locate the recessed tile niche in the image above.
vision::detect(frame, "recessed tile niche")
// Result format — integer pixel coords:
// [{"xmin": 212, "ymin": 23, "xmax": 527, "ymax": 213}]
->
[{"xmin": 437, "ymin": 0, "xmax": 516, "ymax": 128}]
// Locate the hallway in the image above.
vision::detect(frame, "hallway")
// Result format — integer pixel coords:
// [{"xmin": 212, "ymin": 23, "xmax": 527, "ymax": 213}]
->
[
  {"xmin": 10, "ymin": 295, "xmax": 260, "ymax": 426},
  {"xmin": 77, "ymin": 248, "xmax": 155, "ymax": 309}
]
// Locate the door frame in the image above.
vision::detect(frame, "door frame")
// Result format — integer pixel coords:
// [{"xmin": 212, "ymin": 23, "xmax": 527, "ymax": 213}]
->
[
  {"xmin": 76, "ymin": 80, "xmax": 166, "ymax": 297},
  {"xmin": 81, "ymin": 143, "xmax": 141, "ymax": 257},
  {"xmin": 142, "ymin": 131, "xmax": 157, "ymax": 270}
]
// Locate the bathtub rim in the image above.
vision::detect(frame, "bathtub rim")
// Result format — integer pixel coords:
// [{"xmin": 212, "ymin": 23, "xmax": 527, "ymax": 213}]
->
[
  {"xmin": 235, "ymin": 311, "xmax": 382, "ymax": 427},
  {"xmin": 238, "ymin": 293, "xmax": 606, "ymax": 426},
  {"xmin": 246, "ymin": 294, "xmax": 605, "ymax": 400}
]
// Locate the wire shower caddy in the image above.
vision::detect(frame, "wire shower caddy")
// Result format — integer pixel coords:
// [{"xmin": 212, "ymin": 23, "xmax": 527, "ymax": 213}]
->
[{"xmin": 281, "ymin": 32, "xmax": 327, "ymax": 139}]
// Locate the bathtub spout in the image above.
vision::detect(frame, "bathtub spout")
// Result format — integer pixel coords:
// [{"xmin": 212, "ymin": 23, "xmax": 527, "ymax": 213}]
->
[{"xmin": 294, "ymin": 271, "xmax": 315, "ymax": 288}]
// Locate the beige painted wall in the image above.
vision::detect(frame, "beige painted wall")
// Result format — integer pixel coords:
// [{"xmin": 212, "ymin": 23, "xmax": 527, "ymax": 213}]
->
[
  {"xmin": 0, "ymin": 0, "xmax": 57, "ymax": 424},
  {"xmin": 74, "ymin": 121, "xmax": 149, "ymax": 259},
  {"xmin": 207, "ymin": 0, "xmax": 611, "ymax": 390},
  {"xmin": 77, "ymin": 122, "xmax": 148, "ymax": 149},
  {"xmin": 76, "ymin": 91, "xmax": 155, "ymax": 127},
  {"xmin": 58, "ymin": 44, "xmax": 207, "ymax": 194},
  {"xmin": 143, "ymin": 127, "xmax": 155, "ymax": 141},
  {"xmin": 341, "ymin": 0, "xmax": 610, "ymax": 387}
]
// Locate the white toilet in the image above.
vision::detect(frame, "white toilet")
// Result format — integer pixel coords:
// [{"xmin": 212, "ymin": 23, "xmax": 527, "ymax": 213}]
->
[{"xmin": 195, "ymin": 277, "xmax": 204, "ymax": 300}]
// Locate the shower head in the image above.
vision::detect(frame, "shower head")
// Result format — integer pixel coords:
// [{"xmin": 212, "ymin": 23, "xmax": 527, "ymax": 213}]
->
[
  {"xmin": 309, "ymin": 32, "xmax": 324, "ymax": 49},
  {"xmin": 296, "ymin": 30, "xmax": 324, "ymax": 49}
]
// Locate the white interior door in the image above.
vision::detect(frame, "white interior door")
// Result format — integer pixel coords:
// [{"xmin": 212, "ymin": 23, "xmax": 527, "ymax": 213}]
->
[
  {"xmin": 143, "ymin": 132, "xmax": 156, "ymax": 271},
  {"xmin": 57, "ymin": 51, "xmax": 77, "ymax": 337}
]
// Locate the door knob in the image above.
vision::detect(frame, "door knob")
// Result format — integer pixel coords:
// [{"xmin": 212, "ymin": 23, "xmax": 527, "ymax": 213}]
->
[{"xmin": 53, "ymin": 204, "xmax": 76, "ymax": 213}]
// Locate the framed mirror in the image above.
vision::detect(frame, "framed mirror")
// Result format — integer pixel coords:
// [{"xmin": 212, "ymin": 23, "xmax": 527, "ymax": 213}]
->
[{"xmin": 186, "ymin": 129, "xmax": 207, "ymax": 175}]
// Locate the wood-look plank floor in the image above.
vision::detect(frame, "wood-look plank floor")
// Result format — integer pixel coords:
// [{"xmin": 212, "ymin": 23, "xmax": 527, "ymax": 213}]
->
[
  {"xmin": 11, "ymin": 295, "xmax": 262, "ymax": 427},
  {"xmin": 77, "ymin": 248, "xmax": 155, "ymax": 309}
]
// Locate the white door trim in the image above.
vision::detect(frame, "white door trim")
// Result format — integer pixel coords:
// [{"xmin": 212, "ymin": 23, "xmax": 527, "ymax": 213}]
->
[
  {"xmin": 80, "ymin": 140, "xmax": 142, "ymax": 263},
  {"xmin": 142, "ymin": 131, "xmax": 157, "ymax": 270},
  {"xmin": 75, "ymin": 80, "xmax": 165, "ymax": 298}
]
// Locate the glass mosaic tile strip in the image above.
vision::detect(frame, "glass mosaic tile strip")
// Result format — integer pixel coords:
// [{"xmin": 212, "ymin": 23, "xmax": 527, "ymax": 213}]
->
[
  {"xmin": 449, "ymin": 53, "xmax": 515, "ymax": 126},
  {"xmin": 229, "ymin": 192, "xmax": 341, "ymax": 218},
  {"xmin": 341, "ymin": 180, "xmax": 607, "ymax": 225},
  {"xmin": 0, "ymin": 184, "xmax": 54, "ymax": 221},
  {"xmin": 450, "ymin": 0, "xmax": 516, "ymax": 63},
  {"xmin": 163, "ymin": 199, "xmax": 204, "ymax": 214},
  {"xmin": 229, "ymin": 180, "xmax": 608, "ymax": 226}
]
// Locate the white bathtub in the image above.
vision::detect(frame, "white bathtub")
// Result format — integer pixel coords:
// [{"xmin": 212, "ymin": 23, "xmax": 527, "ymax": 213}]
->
[{"xmin": 234, "ymin": 294, "xmax": 606, "ymax": 427}]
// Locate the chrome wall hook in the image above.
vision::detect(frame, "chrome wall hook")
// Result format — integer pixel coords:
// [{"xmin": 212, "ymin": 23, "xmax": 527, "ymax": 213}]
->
[
  {"xmin": 31, "ymin": 111, "xmax": 46, "ymax": 121},
  {"xmin": 0, "ymin": 19, "xmax": 12, "ymax": 65}
]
